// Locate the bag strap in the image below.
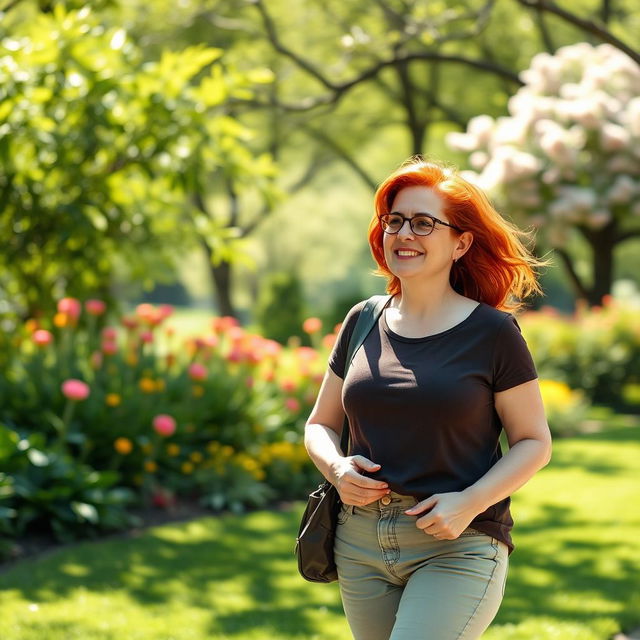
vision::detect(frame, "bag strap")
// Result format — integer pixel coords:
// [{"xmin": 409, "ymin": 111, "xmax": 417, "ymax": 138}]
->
[{"xmin": 339, "ymin": 294, "xmax": 392, "ymax": 454}]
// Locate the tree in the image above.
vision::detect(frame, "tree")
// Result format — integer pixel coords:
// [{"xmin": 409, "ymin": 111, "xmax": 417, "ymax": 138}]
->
[
  {"xmin": 0, "ymin": 5, "xmax": 275, "ymax": 319},
  {"xmin": 446, "ymin": 43, "xmax": 640, "ymax": 305}
]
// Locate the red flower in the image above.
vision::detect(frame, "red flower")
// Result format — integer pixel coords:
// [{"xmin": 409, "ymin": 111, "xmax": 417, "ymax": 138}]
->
[{"xmin": 85, "ymin": 299, "xmax": 106, "ymax": 316}]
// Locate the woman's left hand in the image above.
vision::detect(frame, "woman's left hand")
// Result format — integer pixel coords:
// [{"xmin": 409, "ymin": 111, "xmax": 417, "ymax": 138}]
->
[{"xmin": 404, "ymin": 490, "xmax": 479, "ymax": 540}]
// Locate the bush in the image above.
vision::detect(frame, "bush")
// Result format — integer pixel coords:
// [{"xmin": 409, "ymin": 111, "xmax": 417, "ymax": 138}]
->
[
  {"xmin": 0, "ymin": 297, "xmax": 326, "ymax": 547},
  {"xmin": 520, "ymin": 298, "xmax": 640, "ymax": 408},
  {"xmin": 255, "ymin": 271, "xmax": 307, "ymax": 345}
]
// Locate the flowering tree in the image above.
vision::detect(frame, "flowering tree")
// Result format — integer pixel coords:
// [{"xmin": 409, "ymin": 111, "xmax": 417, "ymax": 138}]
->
[{"xmin": 447, "ymin": 43, "xmax": 640, "ymax": 305}]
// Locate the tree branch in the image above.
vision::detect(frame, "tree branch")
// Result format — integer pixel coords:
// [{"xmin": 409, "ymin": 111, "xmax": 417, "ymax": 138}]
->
[
  {"xmin": 616, "ymin": 228, "xmax": 640, "ymax": 243},
  {"xmin": 553, "ymin": 246, "xmax": 591, "ymax": 300},
  {"xmin": 302, "ymin": 125, "xmax": 378, "ymax": 191},
  {"xmin": 533, "ymin": 4, "xmax": 556, "ymax": 53},
  {"xmin": 516, "ymin": 0, "xmax": 640, "ymax": 65},
  {"xmin": 1, "ymin": 0, "xmax": 25, "ymax": 12},
  {"xmin": 252, "ymin": 0, "xmax": 523, "ymax": 114}
]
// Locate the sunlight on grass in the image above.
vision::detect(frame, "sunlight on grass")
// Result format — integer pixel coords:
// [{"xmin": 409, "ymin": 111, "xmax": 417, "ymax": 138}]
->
[{"xmin": 0, "ymin": 423, "xmax": 638, "ymax": 640}]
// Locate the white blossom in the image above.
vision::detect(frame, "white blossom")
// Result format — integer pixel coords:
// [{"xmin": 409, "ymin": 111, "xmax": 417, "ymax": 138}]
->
[{"xmin": 607, "ymin": 175, "xmax": 637, "ymax": 205}]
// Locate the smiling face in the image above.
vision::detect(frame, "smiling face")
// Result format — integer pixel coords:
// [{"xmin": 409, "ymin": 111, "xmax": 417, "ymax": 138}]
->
[{"xmin": 382, "ymin": 185, "xmax": 468, "ymax": 284}]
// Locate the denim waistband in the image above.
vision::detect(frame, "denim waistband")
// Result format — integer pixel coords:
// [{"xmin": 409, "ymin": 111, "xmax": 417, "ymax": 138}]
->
[{"xmin": 356, "ymin": 491, "xmax": 419, "ymax": 511}]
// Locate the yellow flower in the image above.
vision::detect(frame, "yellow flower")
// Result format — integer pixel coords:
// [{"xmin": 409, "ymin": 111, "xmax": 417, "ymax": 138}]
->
[
  {"xmin": 144, "ymin": 460, "xmax": 157, "ymax": 473},
  {"xmin": 106, "ymin": 393, "xmax": 121, "ymax": 407},
  {"xmin": 189, "ymin": 451, "xmax": 203, "ymax": 463},
  {"xmin": 539, "ymin": 379, "xmax": 582, "ymax": 412},
  {"xmin": 221, "ymin": 445, "xmax": 234, "ymax": 458},
  {"xmin": 166, "ymin": 443, "xmax": 181, "ymax": 457},
  {"xmin": 114, "ymin": 437, "xmax": 133, "ymax": 455},
  {"xmin": 181, "ymin": 461, "xmax": 194, "ymax": 474},
  {"xmin": 206, "ymin": 441, "xmax": 219, "ymax": 455},
  {"xmin": 192, "ymin": 384, "xmax": 205, "ymax": 397},
  {"xmin": 139, "ymin": 377, "xmax": 156, "ymax": 393},
  {"xmin": 126, "ymin": 352, "xmax": 138, "ymax": 367}
]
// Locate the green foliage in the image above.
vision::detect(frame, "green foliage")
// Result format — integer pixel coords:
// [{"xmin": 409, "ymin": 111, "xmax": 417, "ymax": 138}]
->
[
  {"xmin": 521, "ymin": 300, "xmax": 640, "ymax": 407},
  {"xmin": 255, "ymin": 271, "xmax": 307, "ymax": 344},
  {"xmin": 1, "ymin": 297, "xmax": 321, "ymax": 546},
  {"xmin": 0, "ymin": 5, "xmax": 276, "ymax": 319},
  {"xmin": 0, "ymin": 422, "xmax": 136, "ymax": 552}
]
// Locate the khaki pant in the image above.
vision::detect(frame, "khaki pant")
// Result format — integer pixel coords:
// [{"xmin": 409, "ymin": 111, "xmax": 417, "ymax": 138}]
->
[{"xmin": 334, "ymin": 492, "xmax": 508, "ymax": 640}]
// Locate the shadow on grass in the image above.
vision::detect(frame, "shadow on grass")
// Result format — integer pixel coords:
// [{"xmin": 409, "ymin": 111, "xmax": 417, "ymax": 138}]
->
[
  {"xmin": 498, "ymin": 503, "xmax": 640, "ymax": 631},
  {"xmin": 0, "ymin": 507, "xmax": 340, "ymax": 637}
]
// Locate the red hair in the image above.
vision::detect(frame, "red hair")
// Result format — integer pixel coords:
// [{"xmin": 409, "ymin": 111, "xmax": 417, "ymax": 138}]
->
[{"xmin": 368, "ymin": 157, "xmax": 544, "ymax": 312}]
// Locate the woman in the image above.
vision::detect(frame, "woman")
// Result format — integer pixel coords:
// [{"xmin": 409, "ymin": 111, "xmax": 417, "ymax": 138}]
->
[{"xmin": 304, "ymin": 157, "xmax": 552, "ymax": 640}]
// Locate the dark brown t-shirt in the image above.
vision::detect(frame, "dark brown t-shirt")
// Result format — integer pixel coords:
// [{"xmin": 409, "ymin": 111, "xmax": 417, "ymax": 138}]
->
[{"xmin": 328, "ymin": 298, "xmax": 538, "ymax": 552}]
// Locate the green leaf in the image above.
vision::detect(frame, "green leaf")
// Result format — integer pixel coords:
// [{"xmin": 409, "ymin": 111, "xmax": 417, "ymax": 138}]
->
[
  {"xmin": 27, "ymin": 449, "xmax": 50, "ymax": 467},
  {"xmin": 71, "ymin": 501, "xmax": 99, "ymax": 523}
]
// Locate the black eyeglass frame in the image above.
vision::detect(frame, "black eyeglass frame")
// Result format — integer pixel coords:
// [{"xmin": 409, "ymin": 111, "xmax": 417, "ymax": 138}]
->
[{"xmin": 378, "ymin": 212, "xmax": 464, "ymax": 236}]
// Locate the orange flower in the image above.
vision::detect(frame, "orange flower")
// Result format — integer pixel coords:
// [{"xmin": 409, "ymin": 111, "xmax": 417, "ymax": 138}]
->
[
  {"xmin": 144, "ymin": 460, "xmax": 158, "ymax": 473},
  {"xmin": 181, "ymin": 461, "xmax": 194, "ymax": 474},
  {"xmin": 192, "ymin": 385, "xmax": 205, "ymax": 397},
  {"xmin": 190, "ymin": 451, "xmax": 204, "ymax": 463},
  {"xmin": 166, "ymin": 443, "xmax": 181, "ymax": 457},
  {"xmin": 106, "ymin": 393, "xmax": 121, "ymax": 407},
  {"xmin": 114, "ymin": 437, "xmax": 133, "ymax": 455},
  {"xmin": 25, "ymin": 319, "xmax": 40, "ymax": 334},
  {"xmin": 53, "ymin": 313, "xmax": 71, "ymax": 328},
  {"xmin": 139, "ymin": 378, "xmax": 156, "ymax": 393},
  {"xmin": 303, "ymin": 317, "xmax": 322, "ymax": 334}
]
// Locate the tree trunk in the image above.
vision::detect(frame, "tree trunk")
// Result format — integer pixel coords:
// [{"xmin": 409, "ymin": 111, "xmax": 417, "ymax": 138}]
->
[
  {"xmin": 585, "ymin": 225, "xmax": 615, "ymax": 306},
  {"xmin": 200, "ymin": 238, "xmax": 235, "ymax": 318}
]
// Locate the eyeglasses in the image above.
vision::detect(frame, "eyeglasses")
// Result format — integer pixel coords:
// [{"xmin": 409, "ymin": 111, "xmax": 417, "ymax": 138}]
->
[{"xmin": 379, "ymin": 212, "xmax": 463, "ymax": 236}]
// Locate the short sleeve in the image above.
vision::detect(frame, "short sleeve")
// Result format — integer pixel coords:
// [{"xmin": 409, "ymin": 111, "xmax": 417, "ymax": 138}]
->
[
  {"xmin": 328, "ymin": 301, "xmax": 367, "ymax": 379},
  {"xmin": 492, "ymin": 315, "xmax": 538, "ymax": 392}
]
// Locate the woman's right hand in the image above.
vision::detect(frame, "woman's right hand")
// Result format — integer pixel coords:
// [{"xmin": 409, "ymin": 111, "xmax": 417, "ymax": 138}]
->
[{"xmin": 331, "ymin": 455, "xmax": 390, "ymax": 506}]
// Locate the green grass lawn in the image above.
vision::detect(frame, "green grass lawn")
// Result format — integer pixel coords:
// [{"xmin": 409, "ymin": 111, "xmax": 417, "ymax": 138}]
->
[{"xmin": 1, "ymin": 422, "xmax": 639, "ymax": 640}]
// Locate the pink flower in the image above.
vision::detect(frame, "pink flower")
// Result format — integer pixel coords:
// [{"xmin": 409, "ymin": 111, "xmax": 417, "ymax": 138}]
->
[
  {"xmin": 285, "ymin": 397, "xmax": 301, "ymax": 413},
  {"xmin": 33, "ymin": 330, "xmax": 53, "ymax": 346},
  {"xmin": 102, "ymin": 327, "xmax": 118, "ymax": 341},
  {"xmin": 153, "ymin": 414, "xmax": 176, "ymax": 437},
  {"xmin": 58, "ymin": 297, "xmax": 82, "ymax": 319},
  {"xmin": 102, "ymin": 340, "xmax": 118, "ymax": 355},
  {"xmin": 90, "ymin": 351, "xmax": 103, "ymax": 369},
  {"xmin": 188, "ymin": 363, "xmax": 207, "ymax": 381},
  {"xmin": 85, "ymin": 299, "xmax": 106, "ymax": 316},
  {"xmin": 212, "ymin": 316, "xmax": 239, "ymax": 332},
  {"xmin": 303, "ymin": 317, "xmax": 322, "ymax": 334},
  {"xmin": 158, "ymin": 304, "xmax": 174, "ymax": 319},
  {"xmin": 226, "ymin": 347, "xmax": 244, "ymax": 363},
  {"xmin": 203, "ymin": 335, "xmax": 219, "ymax": 348},
  {"xmin": 296, "ymin": 346, "xmax": 318, "ymax": 361},
  {"xmin": 61, "ymin": 379, "xmax": 90, "ymax": 401},
  {"xmin": 140, "ymin": 330, "xmax": 154, "ymax": 344},
  {"xmin": 121, "ymin": 316, "xmax": 138, "ymax": 330}
]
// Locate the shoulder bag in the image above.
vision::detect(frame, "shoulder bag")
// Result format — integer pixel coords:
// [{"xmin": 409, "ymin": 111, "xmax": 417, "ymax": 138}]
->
[{"xmin": 295, "ymin": 294, "xmax": 391, "ymax": 582}]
